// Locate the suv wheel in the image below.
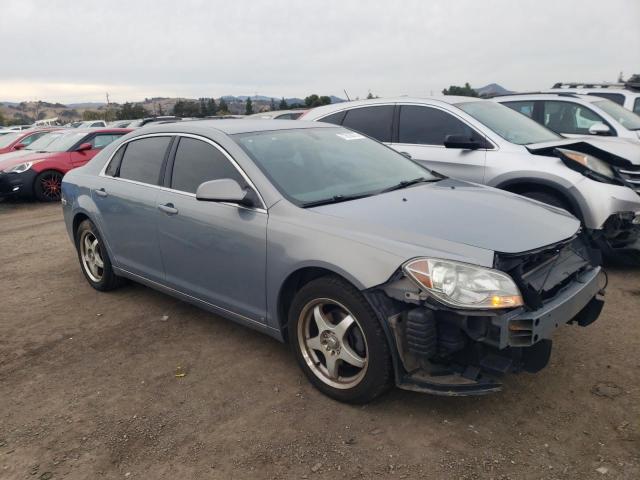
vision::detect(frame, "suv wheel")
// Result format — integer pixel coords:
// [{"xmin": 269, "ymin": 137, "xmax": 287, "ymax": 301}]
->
[{"xmin": 288, "ymin": 275, "xmax": 393, "ymax": 403}]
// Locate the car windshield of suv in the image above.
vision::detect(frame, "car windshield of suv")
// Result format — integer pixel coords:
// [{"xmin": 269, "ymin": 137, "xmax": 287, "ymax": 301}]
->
[
  {"xmin": 0, "ymin": 132, "xmax": 22, "ymax": 148},
  {"xmin": 26, "ymin": 131, "xmax": 87, "ymax": 152},
  {"xmin": 234, "ymin": 127, "xmax": 438, "ymax": 206},
  {"xmin": 593, "ymin": 100, "xmax": 640, "ymax": 130},
  {"xmin": 457, "ymin": 101, "xmax": 562, "ymax": 145}
]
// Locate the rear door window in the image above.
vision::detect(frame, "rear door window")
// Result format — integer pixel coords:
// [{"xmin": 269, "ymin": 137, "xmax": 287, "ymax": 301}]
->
[
  {"xmin": 117, "ymin": 136, "xmax": 172, "ymax": 185},
  {"xmin": 398, "ymin": 105, "xmax": 480, "ymax": 146},
  {"xmin": 170, "ymin": 137, "xmax": 244, "ymax": 194},
  {"xmin": 541, "ymin": 101, "xmax": 607, "ymax": 135},
  {"xmin": 635, "ymin": 98, "xmax": 640, "ymax": 115},
  {"xmin": 319, "ymin": 111, "xmax": 346, "ymax": 126},
  {"xmin": 587, "ymin": 92, "xmax": 625, "ymax": 106},
  {"xmin": 341, "ymin": 106, "xmax": 394, "ymax": 142}
]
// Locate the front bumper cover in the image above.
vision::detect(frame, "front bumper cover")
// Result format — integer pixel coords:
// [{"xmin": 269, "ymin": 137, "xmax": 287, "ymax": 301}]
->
[
  {"xmin": 0, "ymin": 170, "xmax": 36, "ymax": 198},
  {"xmin": 379, "ymin": 263, "xmax": 605, "ymax": 397}
]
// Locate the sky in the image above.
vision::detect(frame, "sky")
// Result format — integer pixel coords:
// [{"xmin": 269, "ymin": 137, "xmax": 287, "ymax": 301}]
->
[{"xmin": 1, "ymin": 0, "xmax": 638, "ymax": 103}]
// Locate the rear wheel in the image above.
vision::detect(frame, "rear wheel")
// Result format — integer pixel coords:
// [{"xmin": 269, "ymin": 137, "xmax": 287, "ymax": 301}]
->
[
  {"xmin": 288, "ymin": 276, "xmax": 393, "ymax": 403},
  {"xmin": 75, "ymin": 219, "xmax": 124, "ymax": 291},
  {"xmin": 34, "ymin": 170, "xmax": 63, "ymax": 202}
]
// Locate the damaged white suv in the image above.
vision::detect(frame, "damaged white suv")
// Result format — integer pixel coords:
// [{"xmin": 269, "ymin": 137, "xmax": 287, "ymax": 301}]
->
[{"xmin": 301, "ymin": 98, "xmax": 640, "ymax": 261}]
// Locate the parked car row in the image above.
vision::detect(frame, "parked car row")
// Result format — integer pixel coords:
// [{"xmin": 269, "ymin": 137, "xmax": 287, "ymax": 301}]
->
[
  {"xmin": 0, "ymin": 128, "xmax": 130, "ymax": 201},
  {"xmin": 60, "ymin": 116, "xmax": 613, "ymax": 403}
]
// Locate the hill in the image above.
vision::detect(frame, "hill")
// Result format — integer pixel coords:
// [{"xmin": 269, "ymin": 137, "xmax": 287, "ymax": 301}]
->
[
  {"xmin": 476, "ymin": 83, "xmax": 513, "ymax": 97},
  {"xmin": 1, "ymin": 94, "xmax": 347, "ymax": 124}
]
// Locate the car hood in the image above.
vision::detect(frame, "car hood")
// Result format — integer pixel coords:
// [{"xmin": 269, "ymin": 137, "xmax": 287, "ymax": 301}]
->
[
  {"xmin": 311, "ymin": 179, "xmax": 580, "ymax": 255},
  {"xmin": 0, "ymin": 151, "xmax": 57, "ymax": 170},
  {"xmin": 526, "ymin": 137, "xmax": 640, "ymax": 166}
]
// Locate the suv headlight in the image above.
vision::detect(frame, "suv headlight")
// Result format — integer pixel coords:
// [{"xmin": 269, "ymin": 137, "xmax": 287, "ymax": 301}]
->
[
  {"xmin": 3, "ymin": 162, "xmax": 33, "ymax": 174},
  {"xmin": 557, "ymin": 148, "xmax": 614, "ymax": 179},
  {"xmin": 403, "ymin": 258, "xmax": 523, "ymax": 309}
]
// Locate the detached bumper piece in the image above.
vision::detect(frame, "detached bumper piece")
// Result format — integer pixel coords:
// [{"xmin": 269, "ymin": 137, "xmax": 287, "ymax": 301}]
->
[
  {"xmin": 599, "ymin": 212, "xmax": 640, "ymax": 258},
  {"xmin": 387, "ymin": 236, "xmax": 605, "ymax": 396}
]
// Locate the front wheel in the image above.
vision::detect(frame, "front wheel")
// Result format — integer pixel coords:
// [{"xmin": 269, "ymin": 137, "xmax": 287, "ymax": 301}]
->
[
  {"xmin": 288, "ymin": 276, "xmax": 393, "ymax": 403},
  {"xmin": 34, "ymin": 170, "xmax": 63, "ymax": 202}
]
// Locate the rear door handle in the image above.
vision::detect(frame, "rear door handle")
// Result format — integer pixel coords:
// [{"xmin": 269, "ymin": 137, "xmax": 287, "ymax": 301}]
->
[
  {"xmin": 158, "ymin": 203, "xmax": 178, "ymax": 215},
  {"xmin": 95, "ymin": 188, "xmax": 108, "ymax": 197}
]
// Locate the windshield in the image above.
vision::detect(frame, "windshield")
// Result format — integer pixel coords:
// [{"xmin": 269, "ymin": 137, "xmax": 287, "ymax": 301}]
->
[
  {"xmin": 234, "ymin": 127, "xmax": 438, "ymax": 206},
  {"xmin": 0, "ymin": 132, "xmax": 22, "ymax": 148},
  {"xmin": 593, "ymin": 100, "xmax": 640, "ymax": 130},
  {"xmin": 457, "ymin": 101, "xmax": 562, "ymax": 145},
  {"xmin": 26, "ymin": 131, "xmax": 87, "ymax": 152}
]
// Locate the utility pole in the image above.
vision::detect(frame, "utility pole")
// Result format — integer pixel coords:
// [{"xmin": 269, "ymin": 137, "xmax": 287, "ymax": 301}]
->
[{"xmin": 105, "ymin": 92, "xmax": 111, "ymax": 121}]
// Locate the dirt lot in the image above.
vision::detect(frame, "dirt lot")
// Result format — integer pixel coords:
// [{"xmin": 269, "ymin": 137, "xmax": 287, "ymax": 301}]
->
[{"xmin": 0, "ymin": 202, "xmax": 638, "ymax": 480}]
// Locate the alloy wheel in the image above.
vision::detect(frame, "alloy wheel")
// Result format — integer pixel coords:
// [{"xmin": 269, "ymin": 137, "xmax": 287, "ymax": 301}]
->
[
  {"xmin": 40, "ymin": 173, "xmax": 62, "ymax": 201},
  {"xmin": 297, "ymin": 298, "xmax": 368, "ymax": 389},
  {"xmin": 80, "ymin": 230, "xmax": 104, "ymax": 282}
]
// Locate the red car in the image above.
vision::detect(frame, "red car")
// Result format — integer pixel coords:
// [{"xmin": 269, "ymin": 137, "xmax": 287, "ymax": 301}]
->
[
  {"xmin": 0, "ymin": 128, "xmax": 131, "ymax": 201},
  {"xmin": 0, "ymin": 128, "xmax": 61, "ymax": 155}
]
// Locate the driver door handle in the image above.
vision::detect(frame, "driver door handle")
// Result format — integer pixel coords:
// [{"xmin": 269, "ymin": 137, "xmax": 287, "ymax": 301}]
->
[
  {"xmin": 95, "ymin": 188, "xmax": 108, "ymax": 197},
  {"xmin": 158, "ymin": 203, "xmax": 179, "ymax": 215}
]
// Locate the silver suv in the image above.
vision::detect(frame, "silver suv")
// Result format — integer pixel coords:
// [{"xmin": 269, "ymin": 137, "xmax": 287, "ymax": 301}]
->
[
  {"xmin": 301, "ymin": 97, "xmax": 640, "ymax": 260},
  {"xmin": 492, "ymin": 93, "xmax": 640, "ymax": 143}
]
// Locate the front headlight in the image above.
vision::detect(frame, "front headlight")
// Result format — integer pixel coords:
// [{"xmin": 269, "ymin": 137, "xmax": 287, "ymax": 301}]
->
[
  {"xmin": 557, "ymin": 148, "xmax": 614, "ymax": 179},
  {"xmin": 3, "ymin": 162, "xmax": 33, "ymax": 174},
  {"xmin": 403, "ymin": 258, "xmax": 523, "ymax": 309}
]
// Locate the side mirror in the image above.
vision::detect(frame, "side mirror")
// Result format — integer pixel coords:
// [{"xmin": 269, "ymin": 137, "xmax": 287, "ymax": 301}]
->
[
  {"xmin": 13, "ymin": 143, "xmax": 26, "ymax": 150},
  {"xmin": 76, "ymin": 142, "xmax": 93, "ymax": 152},
  {"xmin": 196, "ymin": 178, "xmax": 254, "ymax": 207},
  {"xmin": 588, "ymin": 123, "xmax": 611, "ymax": 136},
  {"xmin": 443, "ymin": 134, "xmax": 483, "ymax": 150}
]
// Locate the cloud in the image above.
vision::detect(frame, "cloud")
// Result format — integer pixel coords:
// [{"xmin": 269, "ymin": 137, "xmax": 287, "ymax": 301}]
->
[{"xmin": 1, "ymin": 0, "xmax": 638, "ymax": 102}]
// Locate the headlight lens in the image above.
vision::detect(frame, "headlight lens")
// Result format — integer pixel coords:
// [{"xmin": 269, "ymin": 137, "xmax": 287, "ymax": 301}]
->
[
  {"xmin": 403, "ymin": 258, "xmax": 523, "ymax": 309},
  {"xmin": 557, "ymin": 148, "xmax": 614, "ymax": 179},
  {"xmin": 3, "ymin": 162, "xmax": 33, "ymax": 174}
]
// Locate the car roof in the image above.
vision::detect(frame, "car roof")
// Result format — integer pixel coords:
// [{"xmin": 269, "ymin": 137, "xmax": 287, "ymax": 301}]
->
[
  {"xmin": 300, "ymin": 96, "xmax": 486, "ymax": 118},
  {"xmin": 548, "ymin": 87, "xmax": 640, "ymax": 96},
  {"xmin": 135, "ymin": 119, "xmax": 338, "ymax": 136},
  {"xmin": 57, "ymin": 127, "xmax": 132, "ymax": 135},
  {"xmin": 492, "ymin": 93, "xmax": 603, "ymax": 103}
]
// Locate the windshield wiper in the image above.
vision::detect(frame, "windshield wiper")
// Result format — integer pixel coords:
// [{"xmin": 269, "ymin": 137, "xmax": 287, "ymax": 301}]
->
[
  {"xmin": 302, "ymin": 193, "xmax": 374, "ymax": 208},
  {"xmin": 379, "ymin": 176, "xmax": 439, "ymax": 193}
]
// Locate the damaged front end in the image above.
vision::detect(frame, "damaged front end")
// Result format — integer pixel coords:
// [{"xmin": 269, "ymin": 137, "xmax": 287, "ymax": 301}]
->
[
  {"xmin": 366, "ymin": 234, "xmax": 606, "ymax": 396},
  {"xmin": 529, "ymin": 141, "xmax": 640, "ymax": 257}
]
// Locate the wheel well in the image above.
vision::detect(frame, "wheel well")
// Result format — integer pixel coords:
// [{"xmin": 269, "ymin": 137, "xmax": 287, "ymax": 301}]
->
[
  {"xmin": 72, "ymin": 213, "xmax": 90, "ymax": 244},
  {"xmin": 499, "ymin": 181, "xmax": 582, "ymax": 221},
  {"xmin": 277, "ymin": 267, "xmax": 350, "ymax": 342}
]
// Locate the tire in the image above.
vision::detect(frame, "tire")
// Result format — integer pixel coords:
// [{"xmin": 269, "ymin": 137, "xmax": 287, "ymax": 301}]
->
[
  {"xmin": 34, "ymin": 170, "xmax": 63, "ymax": 202},
  {"xmin": 75, "ymin": 219, "xmax": 124, "ymax": 291},
  {"xmin": 288, "ymin": 275, "xmax": 393, "ymax": 404},
  {"xmin": 520, "ymin": 190, "xmax": 573, "ymax": 215}
]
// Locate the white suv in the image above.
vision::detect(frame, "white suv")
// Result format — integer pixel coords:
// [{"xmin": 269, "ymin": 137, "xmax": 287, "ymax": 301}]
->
[
  {"xmin": 492, "ymin": 93, "xmax": 640, "ymax": 144},
  {"xmin": 301, "ymin": 97, "xmax": 640, "ymax": 261}
]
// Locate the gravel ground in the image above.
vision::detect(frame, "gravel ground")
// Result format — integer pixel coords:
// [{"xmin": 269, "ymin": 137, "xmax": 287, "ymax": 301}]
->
[{"xmin": 0, "ymin": 201, "xmax": 638, "ymax": 480}]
